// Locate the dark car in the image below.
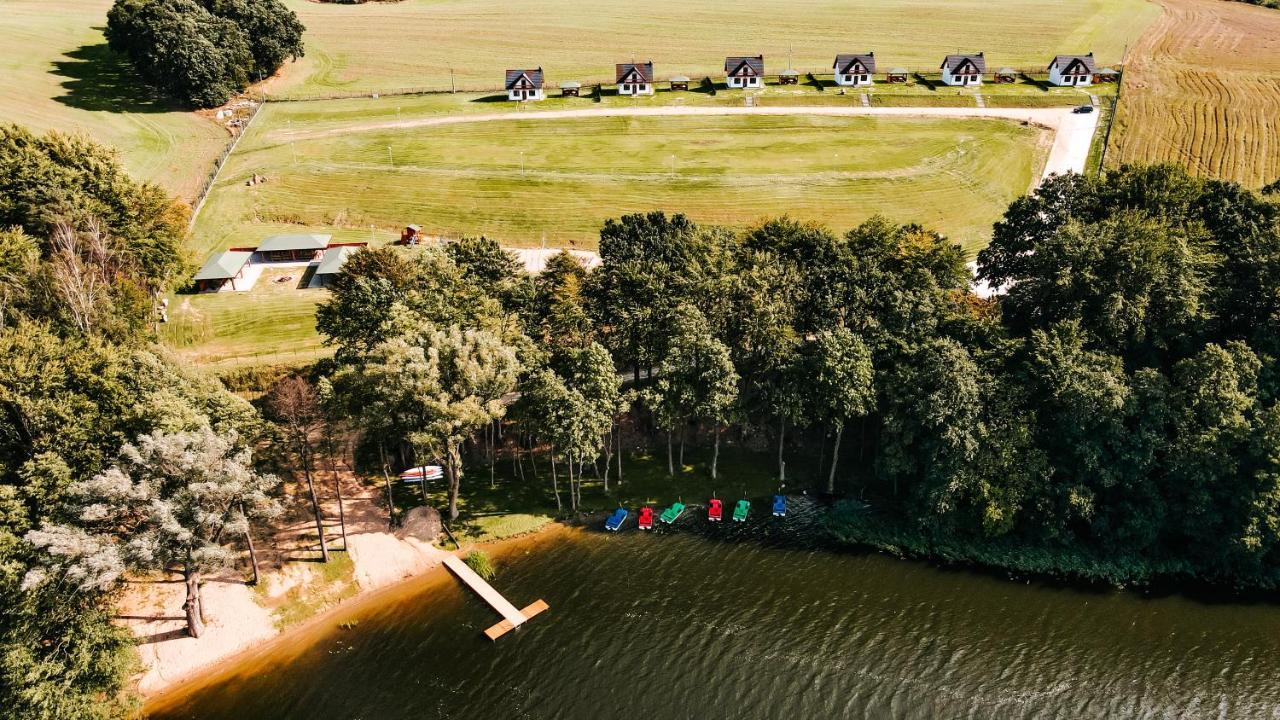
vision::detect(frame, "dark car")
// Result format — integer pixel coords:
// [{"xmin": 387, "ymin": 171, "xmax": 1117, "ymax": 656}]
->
[{"xmin": 1073, "ymin": 105, "xmax": 1095, "ymax": 114}]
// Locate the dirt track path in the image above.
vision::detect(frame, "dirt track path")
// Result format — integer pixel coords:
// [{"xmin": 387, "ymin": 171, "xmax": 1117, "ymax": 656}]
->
[{"xmin": 279, "ymin": 104, "xmax": 1099, "ymax": 181}]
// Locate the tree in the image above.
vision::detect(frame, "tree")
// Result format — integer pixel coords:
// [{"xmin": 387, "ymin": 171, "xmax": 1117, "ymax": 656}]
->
[
  {"xmin": 106, "ymin": 0, "xmax": 254, "ymax": 107},
  {"xmin": 357, "ymin": 323, "xmax": 521, "ymax": 520},
  {"xmin": 26, "ymin": 427, "xmax": 279, "ymax": 638},
  {"xmin": 807, "ymin": 328, "xmax": 875, "ymax": 493},
  {"xmin": 106, "ymin": 0, "xmax": 305, "ymax": 107},
  {"xmin": 199, "ymin": 0, "xmax": 305, "ymax": 80},
  {"xmin": 266, "ymin": 376, "xmax": 330, "ymax": 563},
  {"xmin": 649, "ymin": 306, "xmax": 739, "ymax": 479},
  {"xmin": 315, "ymin": 246, "xmax": 418, "ymax": 360}
]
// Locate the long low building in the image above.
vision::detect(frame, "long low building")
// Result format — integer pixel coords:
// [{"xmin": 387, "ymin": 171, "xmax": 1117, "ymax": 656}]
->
[
  {"xmin": 193, "ymin": 250, "xmax": 253, "ymax": 292},
  {"xmin": 256, "ymin": 234, "xmax": 332, "ymax": 262}
]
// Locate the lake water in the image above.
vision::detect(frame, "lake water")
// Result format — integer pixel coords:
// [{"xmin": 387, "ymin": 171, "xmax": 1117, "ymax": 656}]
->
[{"xmin": 149, "ymin": 504, "xmax": 1280, "ymax": 719}]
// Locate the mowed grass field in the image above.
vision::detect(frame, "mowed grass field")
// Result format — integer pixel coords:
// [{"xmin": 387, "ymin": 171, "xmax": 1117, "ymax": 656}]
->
[
  {"xmin": 1107, "ymin": 0, "xmax": 1280, "ymax": 187},
  {"xmin": 263, "ymin": 0, "xmax": 1157, "ymax": 97},
  {"xmin": 195, "ymin": 111, "xmax": 1048, "ymax": 256},
  {"xmin": 0, "ymin": 0, "xmax": 228, "ymax": 199}
]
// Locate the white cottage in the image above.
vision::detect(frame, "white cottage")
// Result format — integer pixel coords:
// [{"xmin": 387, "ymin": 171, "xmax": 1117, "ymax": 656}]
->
[
  {"xmin": 725, "ymin": 55, "xmax": 764, "ymax": 89},
  {"xmin": 616, "ymin": 61, "xmax": 655, "ymax": 95},
  {"xmin": 1048, "ymin": 53, "xmax": 1097, "ymax": 87},
  {"xmin": 833, "ymin": 53, "xmax": 876, "ymax": 87},
  {"xmin": 505, "ymin": 68, "xmax": 545, "ymax": 101},
  {"xmin": 940, "ymin": 53, "xmax": 985, "ymax": 86}
]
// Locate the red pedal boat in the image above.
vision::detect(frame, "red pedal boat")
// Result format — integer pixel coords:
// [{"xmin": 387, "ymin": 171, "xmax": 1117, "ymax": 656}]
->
[
  {"xmin": 708, "ymin": 498, "xmax": 723, "ymax": 522},
  {"xmin": 638, "ymin": 506, "xmax": 655, "ymax": 530}
]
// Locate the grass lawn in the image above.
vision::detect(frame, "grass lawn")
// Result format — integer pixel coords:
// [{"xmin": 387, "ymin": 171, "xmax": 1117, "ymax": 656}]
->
[
  {"xmin": 0, "ymin": 0, "xmax": 228, "ymax": 200},
  {"xmin": 196, "ymin": 112, "xmax": 1046, "ymax": 256},
  {"xmin": 264, "ymin": 0, "xmax": 1156, "ymax": 97},
  {"xmin": 160, "ymin": 266, "xmax": 332, "ymax": 370}
]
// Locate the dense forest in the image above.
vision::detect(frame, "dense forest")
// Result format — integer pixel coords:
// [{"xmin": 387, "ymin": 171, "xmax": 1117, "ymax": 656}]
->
[
  {"xmin": 0, "ymin": 125, "xmax": 268, "ymax": 717},
  {"xmin": 317, "ymin": 165, "xmax": 1280, "ymax": 588}
]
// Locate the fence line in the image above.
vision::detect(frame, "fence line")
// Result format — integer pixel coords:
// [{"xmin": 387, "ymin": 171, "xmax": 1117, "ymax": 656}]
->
[{"xmin": 188, "ymin": 102, "xmax": 264, "ymax": 229}]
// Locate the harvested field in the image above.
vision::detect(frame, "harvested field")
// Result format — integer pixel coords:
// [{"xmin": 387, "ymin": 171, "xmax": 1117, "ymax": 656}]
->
[
  {"xmin": 1107, "ymin": 0, "xmax": 1280, "ymax": 186},
  {"xmin": 263, "ymin": 0, "xmax": 1155, "ymax": 97}
]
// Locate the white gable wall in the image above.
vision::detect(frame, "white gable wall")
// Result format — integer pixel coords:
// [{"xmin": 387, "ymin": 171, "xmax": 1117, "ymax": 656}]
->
[
  {"xmin": 1049, "ymin": 64, "xmax": 1093, "ymax": 87},
  {"xmin": 942, "ymin": 65, "xmax": 982, "ymax": 86}
]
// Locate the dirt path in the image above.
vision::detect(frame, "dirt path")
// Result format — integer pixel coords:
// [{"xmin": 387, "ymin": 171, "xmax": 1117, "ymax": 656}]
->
[{"xmin": 278, "ymin": 105, "xmax": 1099, "ymax": 181}]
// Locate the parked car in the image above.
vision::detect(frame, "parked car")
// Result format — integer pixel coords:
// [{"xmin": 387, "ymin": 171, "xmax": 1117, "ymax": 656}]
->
[{"xmin": 1073, "ymin": 105, "xmax": 1095, "ymax": 114}]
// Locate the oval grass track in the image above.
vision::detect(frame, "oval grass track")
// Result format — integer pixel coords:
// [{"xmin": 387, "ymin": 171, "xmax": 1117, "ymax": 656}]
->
[{"xmin": 200, "ymin": 114, "xmax": 1044, "ymax": 255}]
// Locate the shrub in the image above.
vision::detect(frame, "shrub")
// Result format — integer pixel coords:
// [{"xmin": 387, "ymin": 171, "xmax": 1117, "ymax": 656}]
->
[{"xmin": 463, "ymin": 551, "xmax": 496, "ymax": 580}]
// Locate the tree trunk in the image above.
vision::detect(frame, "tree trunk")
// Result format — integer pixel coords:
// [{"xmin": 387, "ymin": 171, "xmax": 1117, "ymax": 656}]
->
[
  {"xmin": 326, "ymin": 436, "xmax": 348, "ymax": 551},
  {"xmin": 515, "ymin": 436, "xmax": 526, "ymax": 482},
  {"xmin": 302, "ymin": 449, "xmax": 329, "ymax": 563},
  {"xmin": 240, "ymin": 503, "xmax": 260, "ymax": 586},
  {"xmin": 679, "ymin": 423, "xmax": 685, "ymax": 468},
  {"xmin": 602, "ymin": 428, "xmax": 613, "ymax": 492},
  {"xmin": 567, "ymin": 453, "xmax": 577, "ymax": 511},
  {"xmin": 778, "ymin": 417, "xmax": 786, "ymax": 483},
  {"xmin": 528, "ymin": 435, "xmax": 539, "ymax": 479},
  {"xmin": 667, "ymin": 430, "xmax": 674, "ymax": 477},
  {"xmin": 617, "ymin": 427, "xmax": 623, "ymax": 485},
  {"xmin": 489, "ymin": 421, "xmax": 497, "ymax": 490},
  {"xmin": 550, "ymin": 446, "xmax": 562, "ymax": 511},
  {"xmin": 378, "ymin": 443, "xmax": 396, "ymax": 529},
  {"xmin": 183, "ymin": 567, "xmax": 205, "ymax": 638},
  {"xmin": 446, "ymin": 443, "xmax": 461, "ymax": 521},
  {"xmin": 828, "ymin": 425, "xmax": 843, "ymax": 495},
  {"xmin": 711, "ymin": 424, "xmax": 721, "ymax": 480}
]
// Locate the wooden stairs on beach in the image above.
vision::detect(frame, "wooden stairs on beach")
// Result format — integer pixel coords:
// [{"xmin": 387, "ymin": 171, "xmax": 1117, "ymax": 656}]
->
[{"xmin": 442, "ymin": 554, "xmax": 549, "ymax": 641}]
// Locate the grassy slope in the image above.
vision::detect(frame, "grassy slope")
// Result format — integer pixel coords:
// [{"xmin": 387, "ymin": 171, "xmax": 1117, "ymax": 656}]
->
[
  {"xmin": 0, "ymin": 0, "xmax": 228, "ymax": 200},
  {"xmin": 197, "ymin": 112, "xmax": 1045, "ymax": 255},
  {"xmin": 1107, "ymin": 0, "xmax": 1280, "ymax": 187},
  {"xmin": 266, "ymin": 0, "xmax": 1156, "ymax": 96}
]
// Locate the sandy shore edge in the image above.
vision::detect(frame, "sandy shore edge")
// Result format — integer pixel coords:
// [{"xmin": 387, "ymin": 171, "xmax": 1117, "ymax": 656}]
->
[{"xmin": 131, "ymin": 521, "xmax": 566, "ymax": 706}]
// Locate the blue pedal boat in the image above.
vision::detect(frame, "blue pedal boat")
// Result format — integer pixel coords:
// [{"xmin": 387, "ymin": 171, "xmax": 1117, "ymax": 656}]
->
[
  {"xmin": 772, "ymin": 495, "xmax": 787, "ymax": 517},
  {"xmin": 604, "ymin": 508, "xmax": 628, "ymax": 532}
]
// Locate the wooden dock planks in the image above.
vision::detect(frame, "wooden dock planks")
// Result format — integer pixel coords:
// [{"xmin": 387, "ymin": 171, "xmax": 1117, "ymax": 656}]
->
[{"xmin": 443, "ymin": 555, "xmax": 549, "ymax": 640}]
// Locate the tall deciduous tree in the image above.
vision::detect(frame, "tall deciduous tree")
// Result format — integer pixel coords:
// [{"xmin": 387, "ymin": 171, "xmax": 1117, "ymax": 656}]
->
[
  {"xmin": 358, "ymin": 323, "xmax": 521, "ymax": 520},
  {"xmin": 650, "ymin": 306, "xmax": 738, "ymax": 480},
  {"xmin": 808, "ymin": 328, "xmax": 875, "ymax": 493},
  {"xmin": 266, "ymin": 376, "xmax": 330, "ymax": 563}
]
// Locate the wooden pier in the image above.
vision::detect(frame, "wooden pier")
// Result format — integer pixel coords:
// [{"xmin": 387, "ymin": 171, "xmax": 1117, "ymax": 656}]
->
[{"xmin": 442, "ymin": 555, "xmax": 549, "ymax": 641}]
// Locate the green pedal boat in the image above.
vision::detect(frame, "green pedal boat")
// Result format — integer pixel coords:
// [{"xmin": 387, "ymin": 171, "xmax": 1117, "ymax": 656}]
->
[
  {"xmin": 659, "ymin": 502, "xmax": 685, "ymax": 524},
  {"xmin": 732, "ymin": 499, "xmax": 750, "ymax": 522}
]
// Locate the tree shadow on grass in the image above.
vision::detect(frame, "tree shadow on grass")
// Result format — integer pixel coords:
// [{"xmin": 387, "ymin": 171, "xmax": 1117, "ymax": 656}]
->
[{"xmin": 51, "ymin": 38, "xmax": 189, "ymax": 113}]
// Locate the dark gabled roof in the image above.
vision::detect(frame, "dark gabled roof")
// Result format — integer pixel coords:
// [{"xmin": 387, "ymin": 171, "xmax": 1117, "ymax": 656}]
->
[
  {"xmin": 1049, "ymin": 53, "xmax": 1097, "ymax": 75},
  {"xmin": 315, "ymin": 246, "xmax": 358, "ymax": 276},
  {"xmin": 505, "ymin": 68, "xmax": 544, "ymax": 90},
  {"xmin": 725, "ymin": 55, "xmax": 764, "ymax": 77},
  {"xmin": 615, "ymin": 61, "xmax": 654, "ymax": 84},
  {"xmin": 941, "ymin": 53, "xmax": 986, "ymax": 74},
  {"xmin": 193, "ymin": 250, "xmax": 252, "ymax": 281},
  {"xmin": 833, "ymin": 53, "xmax": 876, "ymax": 75}
]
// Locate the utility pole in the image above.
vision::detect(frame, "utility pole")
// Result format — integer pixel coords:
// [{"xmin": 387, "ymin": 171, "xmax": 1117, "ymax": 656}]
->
[
  {"xmin": 387, "ymin": 145, "xmax": 393, "ymax": 166},
  {"xmin": 520, "ymin": 151, "xmax": 525, "ymax": 177},
  {"xmin": 450, "ymin": 68, "xmax": 456, "ymax": 93}
]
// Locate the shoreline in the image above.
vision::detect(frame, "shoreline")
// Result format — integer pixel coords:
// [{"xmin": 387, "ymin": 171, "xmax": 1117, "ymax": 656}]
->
[{"xmin": 136, "ymin": 520, "xmax": 569, "ymax": 710}]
